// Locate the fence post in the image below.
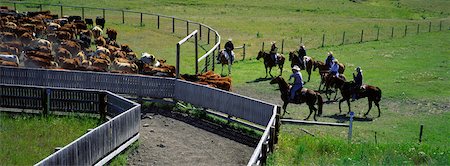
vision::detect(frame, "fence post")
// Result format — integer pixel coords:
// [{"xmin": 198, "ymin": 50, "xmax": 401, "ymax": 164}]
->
[
  {"xmin": 376, "ymin": 28, "xmax": 380, "ymax": 41},
  {"xmin": 417, "ymin": 24, "xmax": 420, "ymax": 34},
  {"xmin": 176, "ymin": 43, "xmax": 180, "ymax": 78},
  {"xmin": 342, "ymin": 31, "xmax": 345, "ymax": 45},
  {"xmin": 60, "ymin": 5, "xmax": 63, "ymax": 17},
  {"xmin": 172, "ymin": 17, "xmax": 175, "ymax": 33},
  {"xmin": 205, "ymin": 54, "xmax": 209, "ymax": 72},
  {"xmin": 186, "ymin": 21, "xmax": 189, "ymax": 36},
  {"xmin": 42, "ymin": 88, "xmax": 50, "ymax": 115},
  {"xmin": 321, "ymin": 34, "xmax": 325, "ymax": 47},
  {"xmin": 300, "ymin": 37, "xmax": 303, "ymax": 45},
  {"xmin": 269, "ymin": 126, "xmax": 275, "ymax": 152},
  {"xmin": 213, "ymin": 34, "xmax": 218, "ymax": 71},
  {"xmin": 39, "ymin": 4, "xmax": 42, "ymax": 11},
  {"xmin": 195, "ymin": 33, "xmax": 198, "ymax": 75},
  {"xmin": 122, "ymin": 10, "xmax": 125, "ymax": 24},
  {"xmin": 439, "ymin": 21, "xmax": 442, "ymax": 31},
  {"xmin": 261, "ymin": 42, "xmax": 264, "ymax": 51},
  {"xmin": 102, "ymin": 9, "xmax": 105, "ymax": 20},
  {"xmin": 274, "ymin": 106, "xmax": 281, "ymax": 144},
  {"xmin": 281, "ymin": 39, "xmax": 284, "ymax": 54},
  {"xmin": 404, "ymin": 25, "xmax": 407, "ymax": 37},
  {"xmin": 242, "ymin": 44, "xmax": 246, "ymax": 60},
  {"xmin": 157, "ymin": 15, "xmax": 160, "ymax": 29},
  {"xmin": 429, "ymin": 22, "xmax": 431, "ymax": 32},
  {"xmin": 391, "ymin": 27, "xmax": 394, "ymax": 38},
  {"xmin": 207, "ymin": 28, "xmax": 210, "ymax": 44},
  {"xmin": 140, "ymin": 13, "xmax": 143, "ymax": 27},
  {"xmin": 99, "ymin": 92, "xmax": 107, "ymax": 122},
  {"xmin": 261, "ymin": 142, "xmax": 268, "ymax": 165},
  {"xmin": 348, "ymin": 111, "xmax": 354, "ymax": 143},
  {"xmin": 419, "ymin": 124, "xmax": 424, "ymax": 143},
  {"xmin": 82, "ymin": 7, "xmax": 85, "ymax": 19},
  {"xmin": 199, "ymin": 24, "xmax": 202, "ymax": 40},
  {"xmin": 360, "ymin": 29, "xmax": 364, "ymax": 43}
]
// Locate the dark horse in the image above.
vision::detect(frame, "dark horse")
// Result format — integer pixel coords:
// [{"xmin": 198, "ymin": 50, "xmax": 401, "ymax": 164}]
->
[
  {"xmin": 337, "ymin": 79, "xmax": 382, "ymax": 117},
  {"xmin": 270, "ymin": 76, "xmax": 323, "ymax": 121},
  {"xmin": 256, "ymin": 51, "xmax": 285, "ymax": 78},
  {"xmin": 288, "ymin": 51, "xmax": 313, "ymax": 82},
  {"xmin": 217, "ymin": 50, "xmax": 232, "ymax": 76},
  {"xmin": 313, "ymin": 60, "xmax": 345, "ymax": 91},
  {"xmin": 324, "ymin": 74, "xmax": 347, "ymax": 101}
]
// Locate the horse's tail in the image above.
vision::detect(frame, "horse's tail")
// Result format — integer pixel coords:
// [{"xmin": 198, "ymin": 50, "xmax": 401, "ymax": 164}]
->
[
  {"xmin": 316, "ymin": 92, "xmax": 323, "ymax": 116},
  {"xmin": 375, "ymin": 87, "xmax": 382, "ymax": 101}
]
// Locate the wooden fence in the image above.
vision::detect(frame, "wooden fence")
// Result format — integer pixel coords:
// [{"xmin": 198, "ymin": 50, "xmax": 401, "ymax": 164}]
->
[
  {"xmin": 0, "ymin": 84, "xmax": 141, "ymax": 165},
  {"xmin": 0, "ymin": 65, "xmax": 279, "ymax": 165}
]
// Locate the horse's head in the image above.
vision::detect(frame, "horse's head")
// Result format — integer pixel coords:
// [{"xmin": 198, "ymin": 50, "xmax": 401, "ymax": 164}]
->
[
  {"xmin": 256, "ymin": 51, "xmax": 264, "ymax": 60},
  {"xmin": 270, "ymin": 76, "xmax": 284, "ymax": 84},
  {"xmin": 288, "ymin": 51, "xmax": 296, "ymax": 61}
]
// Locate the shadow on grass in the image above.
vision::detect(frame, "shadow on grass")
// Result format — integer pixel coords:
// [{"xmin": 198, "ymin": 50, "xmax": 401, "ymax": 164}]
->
[
  {"xmin": 323, "ymin": 113, "xmax": 374, "ymax": 123},
  {"xmin": 246, "ymin": 77, "xmax": 272, "ymax": 83}
]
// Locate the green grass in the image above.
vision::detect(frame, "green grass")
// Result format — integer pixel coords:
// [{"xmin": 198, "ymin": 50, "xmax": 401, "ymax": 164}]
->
[
  {"xmin": 1, "ymin": 0, "xmax": 449, "ymax": 165},
  {"xmin": 0, "ymin": 113, "xmax": 99, "ymax": 165}
]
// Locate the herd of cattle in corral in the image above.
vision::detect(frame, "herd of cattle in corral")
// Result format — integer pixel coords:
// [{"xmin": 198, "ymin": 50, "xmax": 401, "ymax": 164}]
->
[{"xmin": 0, "ymin": 6, "xmax": 231, "ymax": 91}]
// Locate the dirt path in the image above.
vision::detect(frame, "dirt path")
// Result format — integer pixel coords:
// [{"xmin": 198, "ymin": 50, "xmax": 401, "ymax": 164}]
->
[{"xmin": 127, "ymin": 108, "xmax": 256, "ymax": 166}]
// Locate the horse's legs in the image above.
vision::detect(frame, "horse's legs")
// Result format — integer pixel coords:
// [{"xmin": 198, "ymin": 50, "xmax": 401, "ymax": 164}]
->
[
  {"xmin": 375, "ymin": 100, "xmax": 381, "ymax": 117},
  {"xmin": 311, "ymin": 105, "xmax": 318, "ymax": 121},
  {"xmin": 282, "ymin": 102, "xmax": 288, "ymax": 117},
  {"xmin": 364, "ymin": 99, "xmax": 373, "ymax": 117},
  {"xmin": 333, "ymin": 88, "xmax": 339, "ymax": 100},
  {"xmin": 269, "ymin": 67, "xmax": 273, "ymax": 77},
  {"xmin": 265, "ymin": 65, "xmax": 268, "ymax": 78},
  {"xmin": 279, "ymin": 64, "xmax": 283, "ymax": 76},
  {"xmin": 338, "ymin": 98, "xmax": 345, "ymax": 114},
  {"xmin": 346, "ymin": 98, "xmax": 351, "ymax": 114},
  {"xmin": 307, "ymin": 70, "xmax": 311, "ymax": 82}
]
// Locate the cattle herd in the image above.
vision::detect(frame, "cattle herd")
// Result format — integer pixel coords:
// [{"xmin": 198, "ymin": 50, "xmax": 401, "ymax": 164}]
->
[{"xmin": 0, "ymin": 6, "xmax": 231, "ymax": 91}]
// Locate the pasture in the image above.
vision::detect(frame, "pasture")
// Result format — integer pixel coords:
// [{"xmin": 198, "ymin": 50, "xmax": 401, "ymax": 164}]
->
[
  {"xmin": 2, "ymin": 0, "xmax": 449, "ymax": 165},
  {"xmin": 0, "ymin": 113, "xmax": 99, "ymax": 165}
]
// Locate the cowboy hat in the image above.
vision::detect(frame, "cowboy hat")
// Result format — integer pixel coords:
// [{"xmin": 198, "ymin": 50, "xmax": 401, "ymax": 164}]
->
[
  {"xmin": 292, "ymin": 65, "xmax": 301, "ymax": 71},
  {"xmin": 271, "ymin": 41, "xmax": 276, "ymax": 45},
  {"xmin": 228, "ymin": 38, "xmax": 232, "ymax": 41},
  {"xmin": 328, "ymin": 51, "xmax": 333, "ymax": 56},
  {"xmin": 332, "ymin": 59, "xmax": 339, "ymax": 63}
]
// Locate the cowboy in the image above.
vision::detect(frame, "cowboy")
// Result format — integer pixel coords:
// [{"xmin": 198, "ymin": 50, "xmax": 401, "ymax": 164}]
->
[
  {"xmin": 289, "ymin": 65, "xmax": 303, "ymax": 101},
  {"xmin": 329, "ymin": 59, "xmax": 340, "ymax": 77},
  {"xmin": 298, "ymin": 44, "xmax": 306, "ymax": 69},
  {"xmin": 270, "ymin": 41, "xmax": 278, "ymax": 64},
  {"xmin": 352, "ymin": 66, "xmax": 363, "ymax": 101},
  {"xmin": 325, "ymin": 51, "xmax": 335, "ymax": 69},
  {"xmin": 224, "ymin": 38, "xmax": 235, "ymax": 64}
]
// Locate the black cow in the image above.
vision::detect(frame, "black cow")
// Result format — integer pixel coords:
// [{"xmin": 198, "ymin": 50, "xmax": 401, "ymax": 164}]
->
[{"xmin": 95, "ymin": 16, "xmax": 105, "ymax": 29}]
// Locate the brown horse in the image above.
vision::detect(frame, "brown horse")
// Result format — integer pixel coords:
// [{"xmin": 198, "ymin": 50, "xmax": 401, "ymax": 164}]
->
[
  {"xmin": 313, "ymin": 60, "xmax": 345, "ymax": 90},
  {"xmin": 217, "ymin": 50, "xmax": 232, "ymax": 76},
  {"xmin": 257, "ymin": 51, "xmax": 285, "ymax": 78},
  {"xmin": 288, "ymin": 51, "xmax": 313, "ymax": 82},
  {"xmin": 324, "ymin": 74, "xmax": 347, "ymax": 101},
  {"xmin": 338, "ymin": 81, "xmax": 382, "ymax": 117},
  {"xmin": 270, "ymin": 76, "xmax": 323, "ymax": 121}
]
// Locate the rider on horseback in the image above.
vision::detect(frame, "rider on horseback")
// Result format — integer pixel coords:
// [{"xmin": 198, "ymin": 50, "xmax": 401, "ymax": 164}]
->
[
  {"xmin": 289, "ymin": 65, "xmax": 304, "ymax": 101},
  {"xmin": 352, "ymin": 66, "xmax": 363, "ymax": 101},
  {"xmin": 298, "ymin": 44, "xmax": 306, "ymax": 69},
  {"xmin": 270, "ymin": 41, "xmax": 278, "ymax": 64},
  {"xmin": 325, "ymin": 51, "xmax": 335, "ymax": 69},
  {"xmin": 224, "ymin": 38, "xmax": 235, "ymax": 64},
  {"xmin": 329, "ymin": 59, "xmax": 340, "ymax": 77}
]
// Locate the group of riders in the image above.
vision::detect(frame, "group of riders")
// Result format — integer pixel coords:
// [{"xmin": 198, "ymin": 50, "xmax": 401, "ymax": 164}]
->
[
  {"xmin": 288, "ymin": 43, "xmax": 364, "ymax": 102},
  {"xmin": 219, "ymin": 38, "xmax": 364, "ymax": 103}
]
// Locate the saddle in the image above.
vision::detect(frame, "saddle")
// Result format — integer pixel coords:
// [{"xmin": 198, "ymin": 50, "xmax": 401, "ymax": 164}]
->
[{"xmin": 294, "ymin": 88, "xmax": 308, "ymax": 98}]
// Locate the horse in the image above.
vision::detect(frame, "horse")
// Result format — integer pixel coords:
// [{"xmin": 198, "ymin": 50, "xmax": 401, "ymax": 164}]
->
[
  {"xmin": 217, "ymin": 50, "xmax": 232, "ymax": 76},
  {"xmin": 322, "ymin": 74, "xmax": 347, "ymax": 101},
  {"xmin": 288, "ymin": 51, "xmax": 313, "ymax": 82},
  {"xmin": 338, "ymin": 81, "xmax": 382, "ymax": 117},
  {"xmin": 270, "ymin": 76, "xmax": 323, "ymax": 121},
  {"xmin": 256, "ymin": 51, "xmax": 285, "ymax": 78},
  {"xmin": 313, "ymin": 60, "xmax": 345, "ymax": 91}
]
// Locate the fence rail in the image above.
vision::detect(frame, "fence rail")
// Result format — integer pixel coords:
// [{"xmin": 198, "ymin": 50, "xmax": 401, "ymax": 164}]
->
[{"xmin": 0, "ymin": 84, "xmax": 140, "ymax": 165}]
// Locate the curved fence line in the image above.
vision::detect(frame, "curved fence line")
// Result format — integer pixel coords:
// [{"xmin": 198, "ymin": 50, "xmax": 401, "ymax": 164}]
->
[{"xmin": 0, "ymin": 83, "xmax": 141, "ymax": 165}]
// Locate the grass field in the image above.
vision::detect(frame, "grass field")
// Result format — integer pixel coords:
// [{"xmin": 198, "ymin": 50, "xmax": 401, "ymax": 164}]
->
[
  {"xmin": 0, "ymin": 113, "xmax": 99, "ymax": 165},
  {"xmin": 1, "ymin": 0, "xmax": 449, "ymax": 165}
]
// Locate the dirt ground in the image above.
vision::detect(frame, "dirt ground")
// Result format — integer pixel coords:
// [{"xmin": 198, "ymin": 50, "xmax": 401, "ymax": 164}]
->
[{"xmin": 127, "ymin": 108, "xmax": 257, "ymax": 166}]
